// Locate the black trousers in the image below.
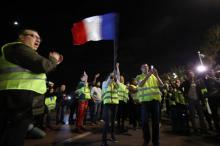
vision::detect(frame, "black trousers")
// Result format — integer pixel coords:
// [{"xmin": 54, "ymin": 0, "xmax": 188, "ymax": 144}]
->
[
  {"xmin": 102, "ymin": 104, "xmax": 118, "ymax": 142},
  {"xmin": 209, "ymin": 96, "xmax": 220, "ymax": 135},
  {"xmin": 0, "ymin": 90, "xmax": 35, "ymax": 146},
  {"xmin": 117, "ymin": 101, "xmax": 127, "ymax": 129},
  {"xmin": 141, "ymin": 100, "xmax": 160, "ymax": 146}
]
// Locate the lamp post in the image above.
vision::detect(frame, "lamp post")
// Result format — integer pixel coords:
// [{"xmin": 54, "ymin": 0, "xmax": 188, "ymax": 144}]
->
[{"xmin": 197, "ymin": 51, "xmax": 207, "ymax": 73}]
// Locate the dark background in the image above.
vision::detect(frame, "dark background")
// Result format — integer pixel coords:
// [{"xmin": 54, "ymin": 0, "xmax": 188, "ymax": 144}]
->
[{"xmin": 1, "ymin": 0, "xmax": 220, "ymax": 89}]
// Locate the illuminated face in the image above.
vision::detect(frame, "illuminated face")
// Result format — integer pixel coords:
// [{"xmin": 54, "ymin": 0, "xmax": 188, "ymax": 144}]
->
[
  {"xmin": 96, "ymin": 81, "xmax": 101, "ymax": 87},
  {"xmin": 81, "ymin": 75, "xmax": 87, "ymax": 82},
  {"xmin": 208, "ymin": 69, "xmax": 215, "ymax": 77},
  {"xmin": 120, "ymin": 75, "xmax": 124, "ymax": 83},
  {"xmin": 188, "ymin": 71, "xmax": 195, "ymax": 78},
  {"xmin": 19, "ymin": 29, "xmax": 41, "ymax": 50},
  {"xmin": 176, "ymin": 79, "xmax": 181, "ymax": 87},
  {"xmin": 49, "ymin": 88, "xmax": 54, "ymax": 93},
  {"xmin": 141, "ymin": 64, "xmax": 149, "ymax": 74},
  {"xmin": 60, "ymin": 85, "xmax": 66, "ymax": 91}
]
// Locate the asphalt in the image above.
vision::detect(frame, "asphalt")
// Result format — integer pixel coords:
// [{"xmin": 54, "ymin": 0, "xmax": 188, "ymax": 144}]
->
[{"xmin": 24, "ymin": 116, "xmax": 220, "ymax": 146}]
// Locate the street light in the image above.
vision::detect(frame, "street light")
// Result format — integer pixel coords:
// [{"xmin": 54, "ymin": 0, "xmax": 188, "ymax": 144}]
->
[{"xmin": 196, "ymin": 65, "xmax": 207, "ymax": 73}]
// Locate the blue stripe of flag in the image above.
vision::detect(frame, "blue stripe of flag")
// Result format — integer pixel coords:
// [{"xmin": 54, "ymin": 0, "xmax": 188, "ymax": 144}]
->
[{"xmin": 101, "ymin": 13, "xmax": 117, "ymax": 40}]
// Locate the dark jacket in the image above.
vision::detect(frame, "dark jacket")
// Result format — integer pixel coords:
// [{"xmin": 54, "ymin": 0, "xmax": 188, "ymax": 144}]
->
[
  {"xmin": 180, "ymin": 79, "xmax": 204, "ymax": 102},
  {"xmin": 1, "ymin": 43, "xmax": 57, "ymax": 74},
  {"xmin": 204, "ymin": 77, "xmax": 220, "ymax": 98}
]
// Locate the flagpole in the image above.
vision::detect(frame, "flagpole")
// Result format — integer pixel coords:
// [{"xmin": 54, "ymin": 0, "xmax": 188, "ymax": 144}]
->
[
  {"xmin": 114, "ymin": 39, "xmax": 117, "ymax": 71},
  {"xmin": 113, "ymin": 13, "xmax": 119, "ymax": 72}
]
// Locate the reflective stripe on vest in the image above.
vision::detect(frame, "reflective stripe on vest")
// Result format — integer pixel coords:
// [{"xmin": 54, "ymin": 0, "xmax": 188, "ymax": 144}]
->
[
  {"xmin": 137, "ymin": 74, "xmax": 161, "ymax": 102},
  {"xmin": 0, "ymin": 42, "xmax": 47, "ymax": 94},
  {"xmin": 102, "ymin": 91, "xmax": 118, "ymax": 99},
  {"xmin": 138, "ymin": 86, "xmax": 160, "ymax": 91}
]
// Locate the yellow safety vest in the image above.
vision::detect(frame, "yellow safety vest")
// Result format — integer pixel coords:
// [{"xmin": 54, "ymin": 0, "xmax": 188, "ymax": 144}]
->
[
  {"xmin": 77, "ymin": 84, "xmax": 91, "ymax": 100},
  {"xmin": 201, "ymin": 88, "xmax": 208, "ymax": 96},
  {"xmin": 0, "ymin": 42, "xmax": 47, "ymax": 94},
  {"xmin": 45, "ymin": 95, "xmax": 57, "ymax": 110},
  {"xmin": 117, "ymin": 83, "xmax": 129, "ymax": 103},
  {"xmin": 130, "ymin": 84, "xmax": 139, "ymax": 103},
  {"xmin": 136, "ymin": 74, "xmax": 162, "ymax": 102},
  {"xmin": 102, "ymin": 82, "xmax": 119, "ymax": 104},
  {"xmin": 174, "ymin": 89, "xmax": 185, "ymax": 105}
]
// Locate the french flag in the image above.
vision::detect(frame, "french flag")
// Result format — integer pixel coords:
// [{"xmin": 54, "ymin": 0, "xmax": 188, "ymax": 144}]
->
[{"xmin": 71, "ymin": 13, "xmax": 117, "ymax": 45}]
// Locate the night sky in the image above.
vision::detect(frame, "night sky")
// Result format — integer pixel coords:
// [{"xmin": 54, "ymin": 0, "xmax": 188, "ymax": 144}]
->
[{"xmin": 1, "ymin": 0, "xmax": 220, "ymax": 89}]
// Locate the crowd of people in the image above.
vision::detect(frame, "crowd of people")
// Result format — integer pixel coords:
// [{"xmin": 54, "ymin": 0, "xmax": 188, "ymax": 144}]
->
[
  {"xmin": 0, "ymin": 28, "xmax": 220, "ymax": 146},
  {"xmin": 30, "ymin": 63, "xmax": 220, "ymax": 146}
]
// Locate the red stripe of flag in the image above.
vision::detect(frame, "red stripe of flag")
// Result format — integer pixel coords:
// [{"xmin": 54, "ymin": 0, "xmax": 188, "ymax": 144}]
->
[{"xmin": 71, "ymin": 21, "xmax": 87, "ymax": 45}]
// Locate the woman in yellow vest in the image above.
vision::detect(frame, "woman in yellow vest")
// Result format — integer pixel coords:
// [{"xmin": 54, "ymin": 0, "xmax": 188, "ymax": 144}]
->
[
  {"xmin": 136, "ymin": 64, "xmax": 163, "ymax": 146},
  {"xmin": 75, "ymin": 71, "xmax": 91, "ymax": 133},
  {"xmin": 0, "ymin": 29, "xmax": 63, "ymax": 146}
]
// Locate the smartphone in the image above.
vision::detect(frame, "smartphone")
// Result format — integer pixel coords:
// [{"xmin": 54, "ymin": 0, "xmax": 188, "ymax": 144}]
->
[{"xmin": 151, "ymin": 65, "xmax": 154, "ymax": 70}]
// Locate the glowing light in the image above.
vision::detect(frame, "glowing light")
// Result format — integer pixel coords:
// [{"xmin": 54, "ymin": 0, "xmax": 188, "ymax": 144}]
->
[
  {"xmin": 67, "ymin": 96, "xmax": 71, "ymax": 100},
  {"xmin": 173, "ymin": 73, "xmax": 177, "ymax": 79},
  {"xmin": 13, "ymin": 21, "xmax": 19, "ymax": 26},
  {"xmin": 196, "ymin": 65, "xmax": 207, "ymax": 73}
]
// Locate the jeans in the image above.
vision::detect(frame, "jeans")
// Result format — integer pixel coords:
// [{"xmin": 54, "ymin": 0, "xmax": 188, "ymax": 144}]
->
[{"xmin": 93, "ymin": 101, "xmax": 102, "ymax": 122}]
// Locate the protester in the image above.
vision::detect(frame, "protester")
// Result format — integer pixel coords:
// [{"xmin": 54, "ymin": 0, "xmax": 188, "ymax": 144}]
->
[{"xmin": 0, "ymin": 28, "xmax": 63, "ymax": 146}]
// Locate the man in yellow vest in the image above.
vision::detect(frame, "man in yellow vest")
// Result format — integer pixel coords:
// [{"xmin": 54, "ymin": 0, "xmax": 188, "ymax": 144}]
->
[
  {"xmin": 0, "ymin": 28, "xmax": 63, "ymax": 146},
  {"xmin": 128, "ymin": 78, "xmax": 141, "ymax": 130},
  {"xmin": 136, "ymin": 64, "xmax": 163, "ymax": 146},
  {"xmin": 101, "ymin": 63, "xmax": 120, "ymax": 146}
]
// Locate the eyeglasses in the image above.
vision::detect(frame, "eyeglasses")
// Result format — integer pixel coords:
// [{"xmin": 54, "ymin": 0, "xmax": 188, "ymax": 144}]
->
[
  {"xmin": 23, "ymin": 33, "xmax": 42, "ymax": 42},
  {"xmin": 142, "ymin": 64, "xmax": 148, "ymax": 68}
]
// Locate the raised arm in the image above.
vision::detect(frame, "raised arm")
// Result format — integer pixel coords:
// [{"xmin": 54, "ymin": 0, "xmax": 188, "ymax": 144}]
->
[
  {"xmin": 152, "ymin": 68, "xmax": 164, "ymax": 87},
  {"xmin": 138, "ymin": 72, "xmax": 152, "ymax": 87},
  {"xmin": 92, "ymin": 73, "xmax": 100, "ymax": 86},
  {"xmin": 115, "ymin": 62, "xmax": 120, "ymax": 84}
]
